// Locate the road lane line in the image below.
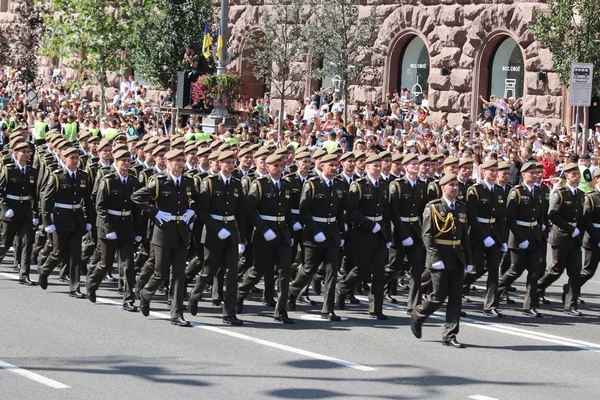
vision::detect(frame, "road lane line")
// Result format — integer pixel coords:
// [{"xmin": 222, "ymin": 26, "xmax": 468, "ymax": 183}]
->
[
  {"xmin": 95, "ymin": 297, "xmax": 377, "ymax": 372},
  {"xmin": 355, "ymin": 295, "xmax": 600, "ymax": 352},
  {"xmin": 469, "ymin": 395, "xmax": 500, "ymax": 400},
  {"xmin": 0, "ymin": 360, "xmax": 70, "ymax": 389}
]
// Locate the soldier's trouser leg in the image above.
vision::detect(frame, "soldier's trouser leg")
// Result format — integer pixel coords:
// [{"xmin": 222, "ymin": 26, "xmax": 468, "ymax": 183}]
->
[
  {"xmin": 499, "ymin": 248, "xmax": 540, "ymax": 310},
  {"xmin": 499, "ymin": 248, "xmax": 511, "ymax": 275},
  {"xmin": 137, "ymin": 243, "xmax": 156, "ymax": 291},
  {"xmin": 185, "ymin": 223, "xmax": 204, "ymax": 283},
  {"xmin": 537, "ymin": 246, "xmax": 568, "ymax": 294},
  {"xmin": 16, "ymin": 222, "xmax": 34, "ymax": 280},
  {"xmin": 464, "ymin": 244, "xmax": 501, "ymax": 310},
  {"xmin": 413, "ymin": 268, "xmax": 449, "ymax": 328},
  {"xmin": 581, "ymin": 247, "xmax": 600, "ymax": 289},
  {"xmin": 88, "ymin": 238, "xmax": 117, "ymax": 291},
  {"xmin": 81, "ymin": 230, "xmax": 97, "ymax": 265},
  {"xmin": 383, "ymin": 245, "xmax": 403, "ymax": 295},
  {"xmin": 134, "ymin": 238, "xmax": 150, "ymax": 272},
  {"xmin": 213, "ymin": 267, "xmax": 224, "ymax": 302},
  {"xmin": 406, "ymin": 244, "xmax": 424, "ymax": 311},
  {"xmin": 272, "ymin": 244, "xmax": 292, "ymax": 317},
  {"xmin": 142, "ymin": 244, "xmax": 187, "ymax": 319},
  {"xmin": 43, "ymin": 230, "xmax": 83, "ymax": 292},
  {"xmin": 237, "ymin": 241, "xmax": 254, "ymax": 281},
  {"xmin": 442, "ymin": 266, "xmax": 464, "ymax": 340},
  {"xmin": 0, "ymin": 220, "xmax": 18, "ymax": 265},
  {"xmin": 237, "ymin": 246, "xmax": 266, "ymax": 300},
  {"xmin": 562, "ymin": 246, "xmax": 582, "ymax": 311}
]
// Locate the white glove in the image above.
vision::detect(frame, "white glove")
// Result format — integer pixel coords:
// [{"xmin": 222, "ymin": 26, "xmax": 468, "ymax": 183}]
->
[
  {"xmin": 86, "ymin": 223, "xmax": 92, "ymax": 231},
  {"xmin": 372, "ymin": 223, "xmax": 381, "ymax": 233},
  {"xmin": 32, "ymin": 218, "xmax": 39, "ymax": 226},
  {"xmin": 483, "ymin": 236, "xmax": 495, "ymax": 248},
  {"xmin": 263, "ymin": 229, "xmax": 276, "ymax": 241},
  {"xmin": 465, "ymin": 264, "xmax": 474, "ymax": 273},
  {"xmin": 314, "ymin": 232, "xmax": 326, "ymax": 243},
  {"xmin": 344, "ymin": 223, "xmax": 348, "ymax": 232},
  {"xmin": 155, "ymin": 210, "xmax": 171, "ymax": 224},
  {"xmin": 218, "ymin": 228, "xmax": 231, "ymax": 240},
  {"xmin": 501, "ymin": 243, "xmax": 508, "ymax": 253},
  {"xmin": 572, "ymin": 227, "xmax": 580, "ymax": 238},
  {"xmin": 182, "ymin": 209, "xmax": 195, "ymax": 223},
  {"xmin": 386, "ymin": 242, "xmax": 392, "ymax": 249},
  {"xmin": 431, "ymin": 261, "xmax": 445, "ymax": 270},
  {"xmin": 238, "ymin": 243, "xmax": 245, "ymax": 254},
  {"xmin": 135, "ymin": 236, "xmax": 142, "ymax": 243},
  {"xmin": 44, "ymin": 224, "xmax": 56, "ymax": 233},
  {"xmin": 401, "ymin": 237, "xmax": 414, "ymax": 247},
  {"xmin": 542, "ymin": 224, "xmax": 547, "ymax": 231},
  {"xmin": 597, "ymin": 242, "xmax": 600, "ymax": 248},
  {"xmin": 189, "ymin": 222, "xmax": 194, "ymax": 230},
  {"xmin": 518, "ymin": 240, "xmax": 529, "ymax": 249},
  {"xmin": 105, "ymin": 231, "xmax": 117, "ymax": 240},
  {"xmin": 340, "ymin": 239, "xmax": 345, "ymax": 247},
  {"xmin": 4, "ymin": 209, "xmax": 14, "ymax": 218},
  {"xmin": 50, "ymin": 212, "xmax": 54, "ymax": 222},
  {"xmin": 293, "ymin": 222, "xmax": 302, "ymax": 231},
  {"xmin": 291, "ymin": 238, "xmax": 294, "ymax": 246}
]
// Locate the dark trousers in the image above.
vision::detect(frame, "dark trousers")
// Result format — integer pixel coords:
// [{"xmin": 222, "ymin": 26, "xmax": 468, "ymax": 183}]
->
[
  {"xmin": 463, "ymin": 244, "xmax": 501, "ymax": 310},
  {"xmin": 42, "ymin": 230, "xmax": 84, "ymax": 292},
  {"xmin": 413, "ymin": 265, "xmax": 464, "ymax": 340},
  {"xmin": 238, "ymin": 243, "xmax": 291, "ymax": 317},
  {"xmin": 237, "ymin": 242, "xmax": 254, "ymax": 281},
  {"xmin": 582, "ymin": 247, "xmax": 600, "ymax": 289},
  {"xmin": 498, "ymin": 248, "xmax": 541, "ymax": 310},
  {"xmin": 538, "ymin": 245, "xmax": 582, "ymax": 311},
  {"xmin": 338, "ymin": 241, "xmax": 386, "ymax": 314},
  {"xmin": 190, "ymin": 244, "xmax": 238, "ymax": 316},
  {"xmin": 0, "ymin": 220, "xmax": 33, "ymax": 280},
  {"xmin": 384, "ymin": 243, "xmax": 424, "ymax": 310},
  {"xmin": 137, "ymin": 243, "xmax": 156, "ymax": 292},
  {"xmin": 499, "ymin": 248, "xmax": 511, "ymax": 275},
  {"xmin": 140, "ymin": 243, "xmax": 187, "ymax": 319},
  {"xmin": 290, "ymin": 245, "xmax": 339, "ymax": 313},
  {"xmin": 88, "ymin": 237, "xmax": 135, "ymax": 304}
]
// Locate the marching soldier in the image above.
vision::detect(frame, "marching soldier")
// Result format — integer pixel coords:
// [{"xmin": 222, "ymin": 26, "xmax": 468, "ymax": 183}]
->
[
  {"xmin": 537, "ymin": 163, "xmax": 584, "ymax": 316},
  {"xmin": 411, "ymin": 174, "xmax": 473, "ymax": 348},
  {"xmin": 0, "ymin": 142, "xmax": 39, "ymax": 284},
  {"xmin": 427, "ymin": 156, "xmax": 459, "ymax": 202},
  {"xmin": 463, "ymin": 160, "xmax": 504, "ymax": 317},
  {"xmin": 336, "ymin": 153, "xmax": 392, "ymax": 320},
  {"xmin": 497, "ymin": 162, "xmax": 513, "ymax": 278},
  {"xmin": 87, "ymin": 149, "xmax": 144, "ymax": 311},
  {"xmin": 497, "ymin": 162, "xmax": 545, "ymax": 317},
  {"xmin": 581, "ymin": 169, "xmax": 600, "ymax": 298},
  {"xmin": 384, "ymin": 154, "xmax": 426, "ymax": 312},
  {"xmin": 237, "ymin": 153, "xmax": 294, "ymax": 324},
  {"xmin": 288, "ymin": 153, "xmax": 345, "ymax": 320},
  {"xmin": 456, "ymin": 158, "xmax": 475, "ymax": 203},
  {"xmin": 188, "ymin": 150, "xmax": 245, "ymax": 325},
  {"xmin": 38, "ymin": 147, "xmax": 93, "ymax": 298},
  {"xmin": 534, "ymin": 163, "xmax": 551, "ymax": 304},
  {"xmin": 132, "ymin": 149, "xmax": 199, "ymax": 327}
]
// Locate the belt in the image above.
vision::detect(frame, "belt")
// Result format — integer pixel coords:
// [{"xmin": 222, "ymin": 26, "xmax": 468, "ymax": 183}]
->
[
  {"xmin": 6, "ymin": 194, "xmax": 30, "ymax": 201},
  {"xmin": 107, "ymin": 209, "xmax": 131, "ymax": 217},
  {"xmin": 516, "ymin": 220, "xmax": 537, "ymax": 227},
  {"xmin": 434, "ymin": 239, "xmax": 461, "ymax": 246},
  {"xmin": 211, "ymin": 214, "xmax": 236, "ymax": 222},
  {"xmin": 259, "ymin": 214, "xmax": 286, "ymax": 222},
  {"xmin": 54, "ymin": 202, "xmax": 81, "ymax": 210},
  {"xmin": 365, "ymin": 216, "xmax": 383, "ymax": 222},
  {"xmin": 568, "ymin": 222, "xmax": 578, "ymax": 226},
  {"xmin": 290, "ymin": 209, "xmax": 300, "ymax": 215},
  {"xmin": 166, "ymin": 215, "xmax": 184, "ymax": 222},
  {"xmin": 400, "ymin": 216, "xmax": 419, "ymax": 223},
  {"xmin": 593, "ymin": 223, "xmax": 600, "ymax": 229},
  {"xmin": 477, "ymin": 217, "xmax": 496, "ymax": 224},
  {"xmin": 312, "ymin": 216, "xmax": 336, "ymax": 223}
]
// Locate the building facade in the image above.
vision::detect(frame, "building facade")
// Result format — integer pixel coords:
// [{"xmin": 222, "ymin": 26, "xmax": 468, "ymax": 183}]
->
[{"xmin": 229, "ymin": 0, "xmax": 568, "ymax": 127}]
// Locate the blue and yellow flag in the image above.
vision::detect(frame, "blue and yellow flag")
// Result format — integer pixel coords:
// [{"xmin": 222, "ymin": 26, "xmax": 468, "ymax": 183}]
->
[
  {"xmin": 202, "ymin": 24, "xmax": 212, "ymax": 59},
  {"xmin": 216, "ymin": 25, "xmax": 223, "ymax": 60}
]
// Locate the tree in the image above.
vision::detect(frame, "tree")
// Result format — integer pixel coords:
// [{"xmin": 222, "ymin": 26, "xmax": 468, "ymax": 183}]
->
[
  {"xmin": 530, "ymin": 1, "xmax": 600, "ymax": 136},
  {"xmin": 0, "ymin": 0, "xmax": 44, "ymax": 85},
  {"xmin": 245, "ymin": 0, "xmax": 310, "ymax": 133},
  {"xmin": 129, "ymin": 0, "xmax": 213, "ymax": 92},
  {"xmin": 307, "ymin": 0, "xmax": 382, "ymax": 123},
  {"xmin": 40, "ymin": 0, "xmax": 134, "ymax": 114}
]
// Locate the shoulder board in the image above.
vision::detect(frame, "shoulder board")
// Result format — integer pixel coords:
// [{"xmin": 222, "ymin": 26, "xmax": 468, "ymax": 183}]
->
[
  {"xmin": 308, "ymin": 176, "xmax": 321, "ymax": 183},
  {"xmin": 356, "ymin": 176, "xmax": 368, "ymax": 184},
  {"xmin": 456, "ymin": 199, "xmax": 467, "ymax": 207},
  {"xmin": 231, "ymin": 176, "xmax": 241, "ymax": 183},
  {"xmin": 514, "ymin": 184, "xmax": 523, "ymax": 190},
  {"xmin": 429, "ymin": 198, "xmax": 442, "ymax": 204},
  {"xmin": 256, "ymin": 176, "xmax": 269, "ymax": 181}
]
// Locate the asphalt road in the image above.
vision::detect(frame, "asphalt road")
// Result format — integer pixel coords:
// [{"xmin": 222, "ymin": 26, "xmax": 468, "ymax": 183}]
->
[{"xmin": 1, "ymin": 253, "xmax": 600, "ymax": 400}]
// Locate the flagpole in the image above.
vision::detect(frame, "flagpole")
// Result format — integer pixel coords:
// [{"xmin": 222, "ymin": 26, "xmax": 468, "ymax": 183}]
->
[{"xmin": 208, "ymin": 0, "xmax": 230, "ymax": 119}]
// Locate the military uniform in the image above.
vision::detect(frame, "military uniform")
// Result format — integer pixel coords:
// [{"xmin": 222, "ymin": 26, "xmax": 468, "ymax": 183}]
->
[
  {"xmin": 497, "ymin": 182, "xmax": 513, "ymax": 275},
  {"xmin": 412, "ymin": 196, "xmax": 472, "ymax": 342},
  {"xmin": 337, "ymin": 175, "xmax": 391, "ymax": 317},
  {"xmin": 288, "ymin": 175, "xmax": 345, "ymax": 317},
  {"xmin": 385, "ymin": 176, "xmax": 426, "ymax": 311},
  {"xmin": 537, "ymin": 185, "xmax": 584, "ymax": 312},
  {"xmin": 189, "ymin": 172, "xmax": 246, "ymax": 321},
  {"xmin": 581, "ymin": 188, "xmax": 600, "ymax": 290},
  {"xmin": 0, "ymin": 163, "xmax": 39, "ymax": 282},
  {"xmin": 463, "ymin": 181, "xmax": 505, "ymax": 312},
  {"xmin": 132, "ymin": 172, "xmax": 198, "ymax": 322},
  {"xmin": 497, "ymin": 183, "xmax": 545, "ymax": 312}
]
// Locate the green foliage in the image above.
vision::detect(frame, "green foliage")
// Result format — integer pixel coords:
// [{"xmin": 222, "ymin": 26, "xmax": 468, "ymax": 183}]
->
[
  {"xmin": 530, "ymin": 0, "xmax": 600, "ymax": 92},
  {"xmin": 128, "ymin": 0, "xmax": 213, "ymax": 90},
  {"xmin": 191, "ymin": 72, "xmax": 243, "ymax": 108}
]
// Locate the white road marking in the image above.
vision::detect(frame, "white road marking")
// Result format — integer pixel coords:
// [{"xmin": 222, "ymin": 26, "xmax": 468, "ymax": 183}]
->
[
  {"xmin": 95, "ymin": 298, "xmax": 376, "ymax": 372},
  {"xmin": 0, "ymin": 360, "xmax": 70, "ymax": 389},
  {"xmin": 469, "ymin": 395, "xmax": 500, "ymax": 400},
  {"xmin": 355, "ymin": 295, "xmax": 600, "ymax": 353},
  {"xmin": 299, "ymin": 314, "xmax": 349, "ymax": 321}
]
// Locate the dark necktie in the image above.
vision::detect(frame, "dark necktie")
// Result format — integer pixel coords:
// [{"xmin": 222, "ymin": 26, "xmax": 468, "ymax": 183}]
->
[
  {"xmin": 450, "ymin": 202, "xmax": 455, "ymax": 211},
  {"xmin": 21, "ymin": 168, "xmax": 26, "ymax": 177},
  {"xmin": 71, "ymin": 173, "xmax": 76, "ymax": 185},
  {"xmin": 224, "ymin": 179, "xmax": 229, "ymax": 188},
  {"xmin": 122, "ymin": 178, "xmax": 127, "ymax": 186},
  {"xmin": 374, "ymin": 180, "xmax": 379, "ymax": 188}
]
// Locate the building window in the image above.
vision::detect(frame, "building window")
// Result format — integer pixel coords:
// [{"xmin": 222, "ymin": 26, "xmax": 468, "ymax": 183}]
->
[
  {"xmin": 489, "ymin": 37, "xmax": 524, "ymax": 99},
  {"xmin": 398, "ymin": 36, "xmax": 429, "ymax": 105},
  {"xmin": 0, "ymin": 0, "xmax": 9, "ymax": 13}
]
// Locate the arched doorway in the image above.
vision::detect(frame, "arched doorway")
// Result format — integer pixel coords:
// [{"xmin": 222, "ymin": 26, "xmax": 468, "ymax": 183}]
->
[
  {"xmin": 398, "ymin": 36, "xmax": 430, "ymax": 105},
  {"xmin": 239, "ymin": 30, "xmax": 269, "ymax": 102},
  {"xmin": 488, "ymin": 37, "xmax": 524, "ymax": 100}
]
